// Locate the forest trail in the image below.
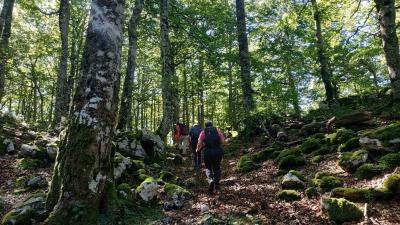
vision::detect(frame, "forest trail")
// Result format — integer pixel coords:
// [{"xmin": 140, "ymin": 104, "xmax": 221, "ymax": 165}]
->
[{"xmin": 166, "ymin": 139, "xmax": 400, "ymax": 225}]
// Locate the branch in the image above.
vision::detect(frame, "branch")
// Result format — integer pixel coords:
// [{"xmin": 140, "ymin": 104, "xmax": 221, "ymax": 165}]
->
[
  {"xmin": 345, "ymin": 6, "xmax": 374, "ymax": 44},
  {"xmin": 34, "ymin": 5, "xmax": 59, "ymax": 16}
]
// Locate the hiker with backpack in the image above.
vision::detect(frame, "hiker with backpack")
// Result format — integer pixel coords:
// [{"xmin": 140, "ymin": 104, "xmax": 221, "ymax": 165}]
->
[
  {"xmin": 196, "ymin": 121, "xmax": 225, "ymax": 194},
  {"xmin": 189, "ymin": 124, "xmax": 203, "ymax": 169},
  {"xmin": 173, "ymin": 122, "xmax": 190, "ymax": 154}
]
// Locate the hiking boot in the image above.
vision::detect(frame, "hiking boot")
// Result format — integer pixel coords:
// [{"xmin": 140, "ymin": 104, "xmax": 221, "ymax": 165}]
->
[{"xmin": 208, "ymin": 181, "xmax": 215, "ymax": 194}]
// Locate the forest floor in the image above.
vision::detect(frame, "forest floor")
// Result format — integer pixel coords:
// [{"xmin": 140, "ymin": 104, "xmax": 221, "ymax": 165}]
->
[{"xmin": 166, "ymin": 142, "xmax": 400, "ymax": 225}]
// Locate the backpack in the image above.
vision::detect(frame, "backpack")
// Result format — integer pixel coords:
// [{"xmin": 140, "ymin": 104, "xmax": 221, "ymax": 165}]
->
[
  {"xmin": 178, "ymin": 123, "xmax": 189, "ymax": 135},
  {"xmin": 204, "ymin": 127, "xmax": 221, "ymax": 148},
  {"xmin": 189, "ymin": 125, "xmax": 202, "ymax": 144}
]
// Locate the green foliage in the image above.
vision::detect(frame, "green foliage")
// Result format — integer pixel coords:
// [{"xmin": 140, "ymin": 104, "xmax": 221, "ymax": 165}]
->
[
  {"xmin": 300, "ymin": 137, "xmax": 320, "ymax": 154},
  {"xmin": 311, "ymin": 145, "xmax": 332, "ymax": 156},
  {"xmin": 331, "ymin": 187, "xmax": 393, "ymax": 202},
  {"xmin": 275, "ymin": 148, "xmax": 301, "ymax": 163},
  {"xmin": 322, "ymin": 198, "xmax": 363, "ymax": 223},
  {"xmin": 338, "ymin": 149, "xmax": 368, "ymax": 172},
  {"xmin": 383, "ymin": 173, "xmax": 400, "ymax": 194},
  {"xmin": 117, "ymin": 183, "xmax": 133, "ymax": 200},
  {"xmin": 364, "ymin": 122, "xmax": 400, "ymax": 147},
  {"xmin": 326, "ymin": 128, "xmax": 357, "ymax": 145},
  {"xmin": 276, "ymin": 190, "xmax": 301, "ymax": 201},
  {"xmin": 338, "ymin": 137, "xmax": 360, "ymax": 152},
  {"xmin": 312, "ymin": 172, "xmax": 343, "ymax": 192},
  {"xmin": 18, "ymin": 158, "xmax": 47, "ymax": 170},
  {"xmin": 163, "ymin": 183, "xmax": 191, "ymax": 197},
  {"xmin": 236, "ymin": 155, "xmax": 260, "ymax": 173},
  {"xmin": 278, "ymin": 155, "xmax": 305, "ymax": 169},
  {"xmin": 378, "ymin": 153, "xmax": 400, "ymax": 168},
  {"xmin": 305, "ymin": 187, "xmax": 319, "ymax": 198},
  {"xmin": 252, "ymin": 147, "xmax": 276, "ymax": 163},
  {"xmin": 354, "ymin": 163, "xmax": 387, "ymax": 180}
]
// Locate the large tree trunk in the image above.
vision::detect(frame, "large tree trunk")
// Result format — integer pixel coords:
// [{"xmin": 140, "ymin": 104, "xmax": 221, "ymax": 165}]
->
[
  {"xmin": 311, "ymin": 0, "xmax": 334, "ymax": 102},
  {"xmin": 197, "ymin": 57, "xmax": 204, "ymax": 128},
  {"xmin": 44, "ymin": 0, "xmax": 125, "ymax": 224},
  {"xmin": 157, "ymin": 0, "xmax": 176, "ymax": 139},
  {"xmin": 235, "ymin": 0, "xmax": 255, "ymax": 112},
  {"xmin": 117, "ymin": 0, "xmax": 144, "ymax": 131},
  {"xmin": 53, "ymin": 0, "xmax": 70, "ymax": 128},
  {"xmin": 374, "ymin": 0, "xmax": 400, "ymax": 99},
  {"xmin": 0, "ymin": 0, "xmax": 15, "ymax": 103}
]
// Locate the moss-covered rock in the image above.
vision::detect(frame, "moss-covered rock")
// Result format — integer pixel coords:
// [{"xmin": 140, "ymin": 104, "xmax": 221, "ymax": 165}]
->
[
  {"xmin": 338, "ymin": 137, "xmax": 361, "ymax": 152},
  {"xmin": 197, "ymin": 213, "xmax": 225, "ymax": 225},
  {"xmin": 117, "ymin": 183, "xmax": 133, "ymax": 200},
  {"xmin": 305, "ymin": 187, "xmax": 319, "ymax": 198},
  {"xmin": 312, "ymin": 172, "xmax": 343, "ymax": 192},
  {"xmin": 236, "ymin": 155, "xmax": 260, "ymax": 173},
  {"xmin": 276, "ymin": 190, "xmax": 301, "ymax": 201},
  {"xmin": 383, "ymin": 172, "xmax": 400, "ymax": 194},
  {"xmin": 338, "ymin": 149, "xmax": 369, "ymax": 172},
  {"xmin": 251, "ymin": 147, "xmax": 275, "ymax": 163},
  {"xmin": 331, "ymin": 187, "xmax": 392, "ymax": 202},
  {"xmin": 300, "ymin": 138, "xmax": 320, "ymax": 154},
  {"xmin": 135, "ymin": 177, "xmax": 160, "ymax": 202},
  {"xmin": 363, "ymin": 122, "xmax": 400, "ymax": 147},
  {"xmin": 281, "ymin": 171, "xmax": 305, "ymax": 190},
  {"xmin": 321, "ymin": 198, "xmax": 363, "ymax": 224},
  {"xmin": 326, "ymin": 128, "xmax": 357, "ymax": 145},
  {"xmin": 162, "ymin": 183, "xmax": 192, "ymax": 210},
  {"xmin": 311, "ymin": 145, "xmax": 332, "ymax": 156},
  {"xmin": 278, "ymin": 155, "xmax": 305, "ymax": 169},
  {"xmin": 354, "ymin": 163, "xmax": 387, "ymax": 180},
  {"xmin": 378, "ymin": 153, "xmax": 400, "ymax": 168},
  {"xmin": 1, "ymin": 193, "xmax": 46, "ymax": 225},
  {"xmin": 18, "ymin": 158, "xmax": 48, "ymax": 170},
  {"xmin": 312, "ymin": 155, "xmax": 323, "ymax": 163},
  {"xmin": 271, "ymin": 150, "xmax": 281, "ymax": 159},
  {"xmin": 275, "ymin": 148, "xmax": 301, "ymax": 163}
]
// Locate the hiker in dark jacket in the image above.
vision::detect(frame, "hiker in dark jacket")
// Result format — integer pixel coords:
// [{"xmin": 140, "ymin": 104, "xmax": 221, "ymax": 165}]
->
[
  {"xmin": 189, "ymin": 124, "xmax": 203, "ymax": 169},
  {"xmin": 196, "ymin": 121, "xmax": 225, "ymax": 194}
]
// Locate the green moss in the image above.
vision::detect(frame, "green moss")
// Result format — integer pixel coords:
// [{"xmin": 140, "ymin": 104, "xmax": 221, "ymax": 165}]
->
[
  {"xmin": 378, "ymin": 153, "xmax": 400, "ymax": 168},
  {"xmin": 223, "ymin": 142, "xmax": 242, "ymax": 156},
  {"xmin": 251, "ymin": 147, "xmax": 275, "ymax": 163},
  {"xmin": 117, "ymin": 183, "xmax": 133, "ymax": 200},
  {"xmin": 322, "ymin": 198, "xmax": 363, "ymax": 223},
  {"xmin": 305, "ymin": 187, "xmax": 319, "ymax": 198},
  {"xmin": 311, "ymin": 145, "xmax": 332, "ymax": 156},
  {"xmin": 312, "ymin": 155, "xmax": 323, "ymax": 163},
  {"xmin": 310, "ymin": 133, "xmax": 326, "ymax": 140},
  {"xmin": 19, "ymin": 158, "xmax": 47, "ymax": 170},
  {"xmin": 276, "ymin": 190, "xmax": 301, "ymax": 201},
  {"xmin": 331, "ymin": 187, "xmax": 393, "ymax": 202},
  {"xmin": 364, "ymin": 122, "xmax": 400, "ymax": 146},
  {"xmin": 138, "ymin": 169, "xmax": 150, "ymax": 181},
  {"xmin": 163, "ymin": 183, "xmax": 191, "ymax": 197},
  {"xmin": 288, "ymin": 170, "xmax": 305, "ymax": 181},
  {"xmin": 271, "ymin": 150, "xmax": 281, "ymax": 159},
  {"xmin": 354, "ymin": 163, "xmax": 387, "ymax": 180},
  {"xmin": 275, "ymin": 148, "xmax": 301, "ymax": 163},
  {"xmin": 383, "ymin": 173, "xmax": 400, "ymax": 194},
  {"xmin": 121, "ymin": 205, "xmax": 163, "ymax": 225},
  {"xmin": 338, "ymin": 149, "xmax": 369, "ymax": 172},
  {"xmin": 338, "ymin": 137, "xmax": 360, "ymax": 152},
  {"xmin": 236, "ymin": 154, "xmax": 260, "ymax": 173},
  {"xmin": 326, "ymin": 128, "xmax": 357, "ymax": 145},
  {"xmin": 1, "ymin": 207, "xmax": 36, "ymax": 225},
  {"xmin": 300, "ymin": 137, "xmax": 320, "ymax": 154},
  {"xmin": 278, "ymin": 155, "xmax": 305, "ymax": 169},
  {"xmin": 312, "ymin": 172, "xmax": 343, "ymax": 192}
]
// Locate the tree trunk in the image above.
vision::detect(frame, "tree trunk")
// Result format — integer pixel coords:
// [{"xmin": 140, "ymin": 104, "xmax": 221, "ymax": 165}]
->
[
  {"xmin": 197, "ymin": 57, "xmax": 204, "ymax": 128},
  {"xmin": 374, "ymin": 0, "xmax": 400, "ymax": 99},
  {"xmin": 44, "ymin": 0, "xmax": 125, "ymax": 224},
  {"xmin": 0, "ymin": 0, "xmax": 15, "ymax": 102},
  {"xmin": 235, "ymin": 0, "xmax": 255, "ymax": 111},
  {"xmin": 53, "ymin": 0, "xmax": 70, "ymax": 128},
  {"xmin": 117, "ymin": 0, "xmax": 144, "ymax": 130},
  {"xmin": 157, "ymin": 0, "xmax": 176, "ymax": 139},
  {"xmin": 311, "ymin": 0, "xmax": 334, "ymax": 102}
]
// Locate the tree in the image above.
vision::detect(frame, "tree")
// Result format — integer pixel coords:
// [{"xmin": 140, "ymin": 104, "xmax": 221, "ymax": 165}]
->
[
  {"xmin": 374, "ymin": 0, "xmax": 400, "ymax": 99},
  {"xmin": 235, "ymin": 0, "xmax": 255, "ymax": 112},
  {"xmin": 53, "ymin": 0, "xmax": 70, "ymax": 128},
  {"xmin": 157, "ymin": 0, "xmax": 177, "ymax": 139},
  {"xmin": 0, "ymin": 0, "xmax": 15, "ymax": 103},
  {"xmin": 310, "ymin": 0, "xmax": 335, "ymax": 102},
  {"xmin": 117, "ymin": 0, "xmax": 144, "ymax": 131},
  {"xmin": 44, "ymin": 0, "xmax": 125, "ymax": 224}
]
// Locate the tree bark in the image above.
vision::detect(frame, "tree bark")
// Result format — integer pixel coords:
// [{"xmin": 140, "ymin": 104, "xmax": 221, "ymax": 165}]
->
[
  {"xmin": 0, "ymin": 0, "xmax": 15, "ymax": 103},
  {"xmin": 235, "ymin": 0, "xmax": 255, "ymax": 111},
  {"xmin": 157, "ymin": 0, "xmax": 177, "ymax": 139},
  {"xmin": 374, "ymin": 0, "xmax": 400, "ymax": 99},
  {"xmin": 197, "ymin": 57, "xmax": 204, "ymax": 128},
  {"xmin": 311, "ymin": 0, "xmax": 335, "ymax": 102},
  {"xmin": 44, "ymin": 0, "xmax": 125, "ymax": 224},
  {"xmin": 53, "ymin": 0, "xmax": 70, "ymax": 128},
  {"xmin": 117, "ymin": 0, "xmax": 144, "ymax": 131}
]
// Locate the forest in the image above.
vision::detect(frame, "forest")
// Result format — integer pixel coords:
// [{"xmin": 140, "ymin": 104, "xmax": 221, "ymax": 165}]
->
[{"xmin": 0, "ymin": 0, "xmax": 399, "ymax": 224}]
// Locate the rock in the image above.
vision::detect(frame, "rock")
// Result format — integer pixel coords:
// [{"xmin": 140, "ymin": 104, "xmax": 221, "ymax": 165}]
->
[
  {"xmin": 326, "ymin": 128, "xmax": 357, "ymax": 145},
  {"xmin": 1, "ymin": 194, "xmax": 46, "ymax": 225},
  {"xmin": 276, "ymin": 190, "xmax": 301, "ymax": 201},
  {"xmin": 46, "ymin": 143, "xmax": 58, "ymax": 161},
  {"xmin": 26, "ymin": 176, "xmax": 47, "ymax": 189},
  {"xmin": 359, "ymin": 137, "xmax": 383, "ymax": 151},
  {"xmin": 312, "ymin": 172, "xmax": 343, "ymax": 192},
  {"xmin": 200, "ymin": 204, "xmax": 209, "ymax": 214},
  {"xmin": 383, "ymin": 172, "xmax": 400, "ymax": 194},
  {"xmin": 338, "ymin": 150, "xmax": 369, "ymax": 172},
  {"xmin": 277, "ymin": 131, "xmax": 288, "ymax": 141},
  {"xmin": 281, "ymin": 172, "xmax": 305, "ymax": 189},
  {"xmin": 163, "ymin": 183, "xmax": 191, "ymax": 210},
  {"xmin": 19, "ymin": 144, "xmax": 36, "ymax": 158},
  {"xmin": 305, "ymin": 187, "xmax": 319, "ymax": 198},
  {"xmin": 117, "ymin": 137, "xmax": 146, "ymax": 158},
  {"xmin": 300, "ymin": 121, "xmax": 326, "ymax": 135},
  {"xmin": 142, "ymin": 129, "xmax": 165, "ymax": 153},
  {"xmin": 321, "ymin": 198, "xmax": 363, "ymax": 223},
  {"xmin": 197, "ymin": 213, "xmax": 224, "ymax": 225},
  {"xmin": 327, "ymin": 111, "xmax": 373, "ymax": 129},
  {"xmin": 135, "ymin": 177, "xmax": 160, "ymax": 202},
  {"xmin": 3, "ymin": 139, "xmax": 15, "ymax": 154},
  {"xmin": 114, "ymin": 152, "xmax": 132, "ymax": 181}
]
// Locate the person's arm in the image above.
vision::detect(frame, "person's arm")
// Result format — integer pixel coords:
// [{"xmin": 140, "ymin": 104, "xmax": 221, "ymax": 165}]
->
[
  {"xmin": 196, "ymin": 131, "xmax": 205, "ymax": 152},
  {"xmin": 217, "ymin": 128, "xmax": 225, "ymax": 144}
]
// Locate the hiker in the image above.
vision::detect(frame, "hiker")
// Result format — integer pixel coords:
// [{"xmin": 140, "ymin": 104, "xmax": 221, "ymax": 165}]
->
[
  {"xmin": 173, "ymin": 122, "xmax": 190, "ymax": 154},
  {"xmin": 189, "ymin": 123, "xmax": 203, "ymax": 169},
  {"xmin": 196, "ymin": 121, "xmax": 225, "ymax": 194}
]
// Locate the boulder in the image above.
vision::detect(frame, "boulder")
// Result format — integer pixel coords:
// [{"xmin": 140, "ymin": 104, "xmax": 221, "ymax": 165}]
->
[
  {"xmin": 135, "ymin": 177, "xmax": 160, "ymax": 202},
  {"xmin": 117, "ymin": 138, "xmax": 146, "ymax": 159},
  {"xmin": 276, "ymin": 190, "xmax": 301, "ymax": 201},
  {"xmin": 281, "ymin": 172, "xmax": 305, "ymax": 189},
  {"xmin": 162, "ymin": 183, "xmax": 191, "ymax": 210},
  {"xmin": 19, "ymin": 144, "xmax": 36, "ymax": 158},
  {"xmin": 321, "ymin": 198, "xmax": 363, "ymax": 224},
  {"xmin": 338, "ymin": 150, "xmax": 368, "ymax": 172},
  {"xmin": 3, "ymin": 139, "xmax": 15, "ymax": 154},
  {"xmin": 114, "ymin": 152, "xmax": 132, "ymax": 181},
  {"xmin": 46, "ymin": 143, "xmax": 58, "ymax": 161},
  {"xmin": 1, "ymin": 194, "xmax": 46, "ymax": 225},
  {"xmin": 26, "ymin": 176, "xmax": 48, "ymax": 189},
  {"xmin": 300, "ymin": 121, "xmax": 326, "ymax": 135},
  {"xmin": 359, "ymin": 137, "xmax": 383, "ymax": 151}
]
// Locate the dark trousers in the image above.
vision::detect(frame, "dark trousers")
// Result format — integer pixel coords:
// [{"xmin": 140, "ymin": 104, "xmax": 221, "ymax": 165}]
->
[
  {"xmin": 203, "ymin": 148, "xmax": 223, "ymax": 184},
  {"xmin": 192, "ymin": 143, "xmax": 202, "ymax": 169}
]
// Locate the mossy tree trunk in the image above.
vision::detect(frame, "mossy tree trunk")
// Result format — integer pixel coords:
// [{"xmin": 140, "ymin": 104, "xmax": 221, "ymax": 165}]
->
[
  {"xmin": 0, "ymin": 0, "xmax": 15, "ymax": 103},
  {"xmin": 374, "ymin": 0, "xmax": 400, "ymax": 100},
  {"xmin": 44, "ymin": 0, "xmax": 125, "ymax": 224},
  {"xmin": 117, "ymin": 0, "xmax": 144, "ymax": 131}
]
